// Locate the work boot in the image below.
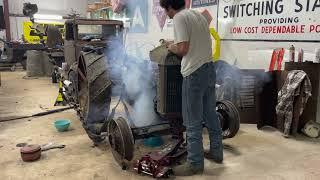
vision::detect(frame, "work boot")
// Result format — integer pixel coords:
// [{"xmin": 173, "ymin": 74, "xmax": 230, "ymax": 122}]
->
[
  {"xmin": 204, "ymin": 150, "xmax": 223, "ymax": 163},
  {"xmin": 173, "ymin": 162, "xmax": 204, "ymax": 176}
]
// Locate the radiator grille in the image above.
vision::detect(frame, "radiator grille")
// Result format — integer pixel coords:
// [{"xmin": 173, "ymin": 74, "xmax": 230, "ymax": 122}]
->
[{"xmin": 157, "ymin": 65, "xmax": 182, "ymax": 115}]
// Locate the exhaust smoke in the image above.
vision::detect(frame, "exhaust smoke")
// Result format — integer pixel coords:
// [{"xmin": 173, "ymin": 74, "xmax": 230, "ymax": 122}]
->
[{"xmin": 106, "ymin": 36, "xmax": 158, "ymax": 127}]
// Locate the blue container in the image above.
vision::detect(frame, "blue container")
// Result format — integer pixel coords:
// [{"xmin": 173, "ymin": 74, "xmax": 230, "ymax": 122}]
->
[
  {"xmin": 54, "ymin": 119, "xmax": 71, "ymax": 132},
  {"xmin": 143, "ymin": 136, "xmax": 164, "ymax": 147}
]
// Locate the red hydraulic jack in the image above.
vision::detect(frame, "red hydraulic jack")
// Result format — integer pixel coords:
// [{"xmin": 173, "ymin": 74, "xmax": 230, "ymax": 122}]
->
[{"xmin": 133, "ymin": 138, "xmax": 187, "ymax": 178}]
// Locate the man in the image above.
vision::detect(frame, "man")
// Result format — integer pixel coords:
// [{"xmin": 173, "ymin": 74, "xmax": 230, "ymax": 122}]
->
[{"xmin": 160, "ymin": 0, "xmax": 223, "ymax": 176}]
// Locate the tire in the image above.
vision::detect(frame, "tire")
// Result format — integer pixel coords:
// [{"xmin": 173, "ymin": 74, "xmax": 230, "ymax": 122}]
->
[
  {"xmin": 223, "ymin": 100, "xmax": 240, "ymax": 138},
  {"xmin": 216, "ymin": 100, "xmax": 240, "ymax": 139},
  {"xmin": 77, "ymin": 51, "xmax": 112, "ymax": 143}
]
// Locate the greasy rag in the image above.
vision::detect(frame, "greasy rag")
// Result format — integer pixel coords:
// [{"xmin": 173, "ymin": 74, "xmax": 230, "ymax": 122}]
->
[{"xmin": 276, "ymin": 70, "xmax": 312, "ymax": 136}]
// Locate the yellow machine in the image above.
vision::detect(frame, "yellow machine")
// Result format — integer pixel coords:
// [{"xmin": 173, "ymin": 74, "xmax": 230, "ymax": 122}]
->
[
  {"xmin": 210, "ymin": 28, "xmax": 221, "ymax": 61},
  {"xmin": 23, "ymin": 21, "xmax": 65, "ymax": 44}
]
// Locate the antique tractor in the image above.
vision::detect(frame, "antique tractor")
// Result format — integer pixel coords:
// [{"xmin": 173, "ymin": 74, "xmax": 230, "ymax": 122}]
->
[
  {"xmin": 70, "ymin": 46, "xmax": 240, "ymax": 174},
  {"xmin": 60, "ymin": 18, "xmax": 240, "ymax": 175}
]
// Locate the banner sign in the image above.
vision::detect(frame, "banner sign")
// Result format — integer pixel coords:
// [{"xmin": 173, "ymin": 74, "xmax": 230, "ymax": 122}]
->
[
  {"xmin": 128, "ymin": 0, "xmax": 148, "ymax": 33},
  {"xmin": 218, "ymin": 0, "xmax": 320, "ymax": 41},
  {"xmin": 153, "ymin": 0, "xmax": 167, "ymax": 31},
  {"xmin": 192, "ymin": 0, "xmax": 218, "ymax": 8}
]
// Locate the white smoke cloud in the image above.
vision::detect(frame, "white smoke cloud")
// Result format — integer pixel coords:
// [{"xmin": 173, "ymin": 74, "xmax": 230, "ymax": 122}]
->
[{"xmin": 106, "ymin": 34, "xmax": 159, "ymax": 127}]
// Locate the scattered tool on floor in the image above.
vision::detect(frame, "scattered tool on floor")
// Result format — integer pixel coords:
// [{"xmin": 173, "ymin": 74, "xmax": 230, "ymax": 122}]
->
[
  {"xmin": 41, "ymin": 142, "xmax": 66, "ymax": 151},
  {"xmin": 0, "ymin": 106, "xmax": 73, "ymax": 122},
  {"xmin": 20, "ymin": 143, "xmax": 66, "ymax": 162},
  {"xmin": 20, "ymin": 144, "xmax": 41, "ymax": 162}
]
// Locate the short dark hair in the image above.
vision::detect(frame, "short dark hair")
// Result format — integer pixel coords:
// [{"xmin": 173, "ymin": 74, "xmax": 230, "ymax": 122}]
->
[{"xmin": 160, "ymin": 0, "xmax": 185, "ymax": 11}]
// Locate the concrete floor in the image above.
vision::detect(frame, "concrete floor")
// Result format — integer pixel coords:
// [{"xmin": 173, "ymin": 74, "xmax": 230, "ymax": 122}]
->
[{"xmin": 1, "ymin": 71, "xmax": 320, "ymax": 180}]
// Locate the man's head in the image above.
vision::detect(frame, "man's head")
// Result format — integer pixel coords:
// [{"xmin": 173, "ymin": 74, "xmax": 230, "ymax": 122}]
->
[{"xmin": 160, "ymin": 0, "xmax": 185, "ymax": 19}]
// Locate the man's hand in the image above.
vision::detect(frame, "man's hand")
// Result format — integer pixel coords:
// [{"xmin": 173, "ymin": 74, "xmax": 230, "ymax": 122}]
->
[
  {"xmin": 168, "ymin": 43, "xmax": 178, "ymax": 53},
  {"xmin": 167, "ymin": 41, "xmax": 189, "ymax": 57}
]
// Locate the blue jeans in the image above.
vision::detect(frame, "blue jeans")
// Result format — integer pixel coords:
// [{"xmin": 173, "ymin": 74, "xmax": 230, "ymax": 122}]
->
[{"xmin": 182, "ymin": 62, "xmax": 223, "ymax": 167}]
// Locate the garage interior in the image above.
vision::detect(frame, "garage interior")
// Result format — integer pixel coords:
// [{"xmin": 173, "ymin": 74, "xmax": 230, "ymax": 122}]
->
[{"xmin": 0, "ymin": 0, "xmax": 320, "ymax": 180}]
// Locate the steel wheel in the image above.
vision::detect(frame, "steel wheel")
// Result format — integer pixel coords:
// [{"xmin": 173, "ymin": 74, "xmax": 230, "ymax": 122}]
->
[
  {"xmin": 108, "ymin": 117, "xmax": 134, "ymax": 169},
  {"xmin": 216, "ymin": 100, "xmax": 240, "ymax": 138}
]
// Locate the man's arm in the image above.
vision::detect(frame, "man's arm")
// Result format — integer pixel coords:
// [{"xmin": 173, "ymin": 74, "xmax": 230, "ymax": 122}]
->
[
  {"xmin": 168, "ymin": 41, "xmax": 189, "ymax": 57},
  {"xmin": 170, "ymin": 13, "xmax": 190, "ymax": 57}
]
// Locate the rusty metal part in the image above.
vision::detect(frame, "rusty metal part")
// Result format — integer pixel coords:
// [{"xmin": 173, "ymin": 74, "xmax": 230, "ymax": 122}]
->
[
  {"xmin": 217, "ymin": 100, "xmax": 240, "ymax": 138},
  {"xmin": 107, "ymin": 117, "xmax": 134, "ymax": 170},
  {"xmin": 77, "ymin": 51, "xmax": 112, "ymax": 142},
  {"xmin": 20, "ymin": 144, "xmax": 41, "ymax": 162}
]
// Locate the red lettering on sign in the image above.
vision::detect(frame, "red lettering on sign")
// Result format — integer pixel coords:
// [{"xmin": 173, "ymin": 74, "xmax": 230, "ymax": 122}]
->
[
  {"xmin": 244, "ymin": 26, "xmax": 258, "ymax": 34},
  {"xmin": 310, "ymin": 25, "xmax": 320, "ymax": 33},
  {"xmin": 230, "ymin": 27, "xmax": 242, "ymax": 34},
  {"xmin": 261, "ymin": 25, "xmax": 306, "ymax": 34}
]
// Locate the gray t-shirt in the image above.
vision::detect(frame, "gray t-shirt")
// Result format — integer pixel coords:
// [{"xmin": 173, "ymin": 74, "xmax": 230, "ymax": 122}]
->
[{"xmin": 173, "ymin": 9, "xmax": 212, "ymax": 77}]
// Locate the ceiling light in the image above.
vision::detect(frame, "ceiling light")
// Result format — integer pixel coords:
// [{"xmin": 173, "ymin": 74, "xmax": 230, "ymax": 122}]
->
[{"xmin": 33, "ymin": 14, "xmax": 63, "ymax": 20}]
